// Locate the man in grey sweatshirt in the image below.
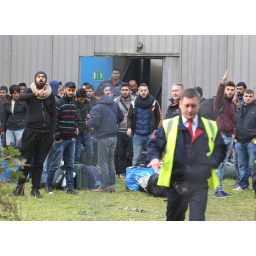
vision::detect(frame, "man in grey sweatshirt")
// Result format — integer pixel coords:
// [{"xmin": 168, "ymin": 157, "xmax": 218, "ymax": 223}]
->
[{"xmin": 114, "ymin": 83, "xmax": 137, "ymax": 180}]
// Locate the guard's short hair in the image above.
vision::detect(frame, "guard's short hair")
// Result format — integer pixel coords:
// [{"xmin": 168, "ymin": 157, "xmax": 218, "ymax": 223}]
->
[
  {"xmin": 120, "ymin": 83, "xmax": 130, "ymax": 90},
  {"xmin": 226, "ymin": 81, "xmax": 235, "ymax": 88},
  {"xmin": 172, "ymin": 83, "xmax": 184, "ymax": 90},
  {"xmin": 0, "ymin": 85, "xmax": 8, "ymax": 92},
  {"xmin": 139, "ymin": 83, "xmax": 149, "ymax": 89},
  {"xmin": 244, "ymin": 89, "xmax": 254, "ymax": 96},
  {"xmin": 104, "ymin": 87, "xmax": 113, "ymax": 93},
  {"xmin": 86, "ymin": 84, "xmax": 94, "ymax": 91},
  {"xmin": 94, "ymin": 88, "xmax": 104, "ymax": 97},
  {"xmin": 9, "ymin": 84, "xmax": 20, "ymax": 94},
  {"xmin": 180, "ymin": 88, "xmax": 200, "ymax": 101},
  {"xmin": 129, "ymin": 80, "xmax": 137, "ymax": 84},
  {"xmin": 76, "ymin": 88, "xmax": 87, "ymax": 98}
]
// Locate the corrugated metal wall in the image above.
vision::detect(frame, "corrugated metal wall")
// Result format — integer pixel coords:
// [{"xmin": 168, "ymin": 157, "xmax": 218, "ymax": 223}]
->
[{"xmin": 0, "ymin": 35, "xmax": 255, "ymax": 113}]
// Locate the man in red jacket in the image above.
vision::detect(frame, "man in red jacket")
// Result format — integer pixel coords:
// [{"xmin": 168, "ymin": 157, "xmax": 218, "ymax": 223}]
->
[{"xmin": 213, "ymin": 70, "xmax": 236, "ymax": 198}]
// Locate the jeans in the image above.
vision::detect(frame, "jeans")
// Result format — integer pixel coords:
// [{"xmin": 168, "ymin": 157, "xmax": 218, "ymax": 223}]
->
[
  {"xmin": 116, "ymin": 132, "xmax": 133, "ymax": 175},
  {"xmin": 215, "ymin": 133, "xmax": 233, "ymax": 192},
  {"xmin": 6, "ymin": 129, "xmax": 24, "ymax": 146},
  {"xmin": 75, "ymin": 133, "xmax": 94, "ymax": 166},
  {"xmin": 235, "ymin": 141, "xmax": 256, "ymax": 189},
  {"xmin": 132, "ymin": 133, "xmax": 153, "ymax": 166},
  {"xmin": 46, "ymin": 139, "xmax": 75, "ymax": 190},
  {"xmin": 42, "ymin": 154, "xmax": 49, "ymax": 175},
  {"xmin": 233, "ymin": 142, "xmax": 239, "ymax": 180},
  {"xmin": 98, "ymin": 137, "xmax": 117, "ymax": 189}
]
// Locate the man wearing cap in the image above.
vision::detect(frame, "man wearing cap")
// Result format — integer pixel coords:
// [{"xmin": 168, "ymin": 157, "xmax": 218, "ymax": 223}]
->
[
  {"xmin": 236, "ymin": 82, "xmax": 247, "ymax": 104},
  {"xmin": 45, "ymin": 82, "xmax": 80, "ymax": 195},
  {"xmin": 194, "ymin": 86, "xmax": 205, "ymax": 104},
  {"xmin": 9, "ymin": 71, "xmax": 56, "ymax": 198}
]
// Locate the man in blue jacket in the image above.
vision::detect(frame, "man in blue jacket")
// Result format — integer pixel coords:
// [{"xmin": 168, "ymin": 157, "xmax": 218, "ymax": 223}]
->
[{"xmin": 87, "ymin": 88, "xmax": 124, "ymax": 192}]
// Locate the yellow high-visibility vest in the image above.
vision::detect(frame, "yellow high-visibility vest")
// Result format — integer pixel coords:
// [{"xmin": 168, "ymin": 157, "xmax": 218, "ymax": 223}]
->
[{"xmin": 157, "ymin": 115, "xmax": 219, "ymax": 189}]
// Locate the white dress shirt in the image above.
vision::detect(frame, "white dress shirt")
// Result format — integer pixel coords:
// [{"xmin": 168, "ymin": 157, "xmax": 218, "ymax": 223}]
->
[{"xmin": 181, "ymin": 114, "xmax": 198, "ymax": 136}]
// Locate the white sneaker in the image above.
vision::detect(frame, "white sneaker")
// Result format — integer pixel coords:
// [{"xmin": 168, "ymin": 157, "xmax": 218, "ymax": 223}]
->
[{"xmin": 232, "ymin": 186, "xmax": 243, "ymax": 191}]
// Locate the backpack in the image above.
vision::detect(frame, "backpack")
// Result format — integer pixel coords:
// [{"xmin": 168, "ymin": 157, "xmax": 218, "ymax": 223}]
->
[
  {"xmin": 147, "ymin": 173, "xmax": 168, "ymax": 197},
  {"xmin": 198, "ymin": 96, "xmax": 225, "ymax": 120},
  {"xmin": 87, "ymin": 166, "xmax": 101, "ymax": 189}
]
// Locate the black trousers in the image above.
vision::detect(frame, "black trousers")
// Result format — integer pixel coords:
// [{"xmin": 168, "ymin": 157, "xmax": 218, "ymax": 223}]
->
[
  {"xmin": 166, "ymin": 182, "xmax": 208, "ymax": 221},
  {"xmin": 116, "ymin": 132, "xmax": 133, "ymax": 175},
  {"xmin": 18, "ymin": 129, "xmax": 54, "ymax": 190}
]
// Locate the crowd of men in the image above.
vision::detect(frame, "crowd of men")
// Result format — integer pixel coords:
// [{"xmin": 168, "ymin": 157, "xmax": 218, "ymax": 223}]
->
[{"xmin": 0, "ymin": 68, "xmax": 254, "ymax": 203}]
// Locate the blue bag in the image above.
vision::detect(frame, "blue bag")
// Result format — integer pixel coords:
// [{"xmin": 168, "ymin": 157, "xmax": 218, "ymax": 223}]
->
[
  {"xmin": 0, "ymin": 160, "xmax": 20, "ymax": 183},
  {"xmin": 125, "ymin": 167, "xmax": 154, "ymax": 191},
  {"xmin": 87, "ymin": 166, "xmax": 101, "ymax": 189}
]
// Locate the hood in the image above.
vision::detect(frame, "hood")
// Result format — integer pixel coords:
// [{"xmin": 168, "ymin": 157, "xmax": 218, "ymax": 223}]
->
[
  {"xmin": 96, "ymin": 94, "xmax": 114, "ymax": 105},
  {"xmin": 49, "ymin": 80, "xmax": 60, "ymax": 96}
]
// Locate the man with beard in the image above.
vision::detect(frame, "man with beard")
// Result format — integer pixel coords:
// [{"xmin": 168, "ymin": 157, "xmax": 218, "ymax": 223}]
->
[
  {"xmin": 129, "ymin": 80, "xmax": 139, "ymax": 96},
  {"xmin": 9, "ymin": 71, "xmax": 56, "ymax": 198},
  {"xmin": 236, "ymin": 82, "xmax": 247, "ymax": 104},
  {"xmin": 127, "ymin": 83, "xmax": 162, "ymax": 166},
  {"xmin": 86, "ymin": 84, "xmax": 97, "ymax": 107},
  {"xmin": 1, "ymin": 84, "xmax": 26, "ymax": 146},
  {"xmin": 213, "ymin": 70, "xmax": 236, "ymax": 198},
  {"xmin": 165, "ymin": 83, "xmax": 183, "ymax": 119},
  {"xmin": 114, "ymin": 83, "xmax": 137, "ymax": 180},
  {"xmin": 45, "ymin": 82, "xmax": 80, "ymax": 195}
]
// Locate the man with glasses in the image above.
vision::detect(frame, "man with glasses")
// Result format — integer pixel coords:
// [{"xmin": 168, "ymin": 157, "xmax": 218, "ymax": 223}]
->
[{"xmin": 165, "ymin": 83, "xmax": 183, "ymax": 119}]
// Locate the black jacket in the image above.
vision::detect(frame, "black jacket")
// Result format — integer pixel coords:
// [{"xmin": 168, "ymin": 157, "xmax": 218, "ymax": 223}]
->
[
  {"xmin": 147, "ymin": 114, "xmax": 227, "ymax": 183},
  {"xmin": 87, "ymin": 96, "xmax": 97, "ymax": 109},
  {"xmin": 165, "ymin": 98, "xmax": 181, "ymax": 119},
  {"xmin": 2, "ymin": 97, "xmax": 26, "ymax": 132},
  {"xmin": 127, "ymin": 97, "xmax": 162, "ymax": 133},
  {"xmin": 74, "ymin": 98, "xmax": 92, "ymax": 137},
  {"xmin": 235, "ymin": 100, "xmax": 256, "ymax": 143},
  {"xmin": 18, "ymin": 88, "xmax": 56, "ymax": 134},
  {"xmin": 98, "ymin": 78, "xmax": 123, "ymax": 90},
  {"xmin": 87, "ymin": 95, "xmax": 124, "ymax": 139}
]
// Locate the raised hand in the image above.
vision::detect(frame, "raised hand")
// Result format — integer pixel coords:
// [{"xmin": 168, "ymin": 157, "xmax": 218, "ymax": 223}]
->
[{"xmin": 221, "ymin": 70, "xmax": 228, "ymax": 84}]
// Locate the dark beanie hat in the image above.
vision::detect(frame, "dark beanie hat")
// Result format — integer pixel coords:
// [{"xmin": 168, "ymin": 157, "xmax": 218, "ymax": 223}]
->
[
  {"xmin": 34, "ymin": 71, "xmax": 47, "ymax": 82},
  {"xmin": 65, "ymin": 81, "xmax": 76, "ymax": 88},
  {"xmin": 194, "ymin": 86, "xmax": 203, "ymax": 98},
  {"xmin": 236, "ymin": 82, "xmax": 247, "ymax": 88}
]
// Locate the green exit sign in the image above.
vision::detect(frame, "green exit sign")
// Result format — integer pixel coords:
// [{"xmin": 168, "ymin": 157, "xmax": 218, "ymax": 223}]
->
[{"xmin": 93, "ymin": 71, "xmax": 104, "ymax": 81}]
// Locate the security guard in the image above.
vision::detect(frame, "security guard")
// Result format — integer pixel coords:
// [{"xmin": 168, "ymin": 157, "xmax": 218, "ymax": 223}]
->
[{"xmin": 147, "ymin": 88, "xmax": 227, "ymax": 221}]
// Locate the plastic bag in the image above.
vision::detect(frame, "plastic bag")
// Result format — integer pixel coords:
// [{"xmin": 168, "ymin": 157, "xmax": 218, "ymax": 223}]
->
[{"xmin": 125, "ymin": 167, "xmax": 154, "ymax": 191}]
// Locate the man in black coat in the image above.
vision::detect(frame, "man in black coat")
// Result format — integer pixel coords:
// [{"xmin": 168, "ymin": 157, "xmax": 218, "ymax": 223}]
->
[
  {"xmin": 234, "ymin": 89, "xmax": 256, "ymax": 191},
  {"xmin": 1, "ymin": 84, "xmax": 26, "ymax": 146},
  {"xmin": 9, "ymin": 71, "xmax": 56, "ymax": 198},
  {"xmin": 165, "ymin": 83, "xmax": 183, "ymax": 119}
]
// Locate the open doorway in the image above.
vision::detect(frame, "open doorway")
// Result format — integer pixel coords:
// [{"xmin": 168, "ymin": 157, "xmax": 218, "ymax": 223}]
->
[{"xmin": 113, "ymin": 58, "xmax": 163, "ymax": 107}]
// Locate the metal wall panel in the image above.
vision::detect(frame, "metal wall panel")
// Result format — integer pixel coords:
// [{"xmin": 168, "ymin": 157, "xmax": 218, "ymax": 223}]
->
[
  {"xmin": 0, "ymin": 35, "xmax": 11, "ymax": 86},
  {"xmin": 94, "ymin": 35, "xmax": 180, "ymax": 55}
]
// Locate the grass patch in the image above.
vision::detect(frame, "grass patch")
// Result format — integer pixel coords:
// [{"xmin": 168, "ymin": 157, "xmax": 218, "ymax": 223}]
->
[{"xmin": 4, "ymin": 178, "xmax": 255, "ymax": 221}]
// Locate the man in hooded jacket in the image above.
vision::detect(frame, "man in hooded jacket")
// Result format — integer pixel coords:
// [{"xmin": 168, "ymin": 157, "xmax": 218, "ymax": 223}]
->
[
  {"xmin": 9, "ymin": 71, "xmax": 56, "ymax": 198},
  {"xmin": 87, "ymin": 88, "xmax": 124, "ymax": 192}
]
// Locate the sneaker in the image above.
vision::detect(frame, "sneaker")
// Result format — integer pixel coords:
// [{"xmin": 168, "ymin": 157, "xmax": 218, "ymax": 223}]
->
[
  {"xmin": 213, "ymin": 191, "xmax": 226, "ymax": 198},
  {"xmin": 66, "ymin": 188, "xmax": 81, "ymax": 194},
  {"xmin": 9, "ymin": 185, "xmax": 25, "ymax": 197},
  {"xmin": 45, "ymin": 186, "xmax": 54, "ymax": 194},
  {"xmin": 92, "ymin": 187, "xmax": 110, "ymax": 192},
  {"xmin": 233, "ymin": 186, "xmax": 243, "ymax": 191},
  {"xmin": 229, "ymin": 182, "xmax": 239, "ymax": 187},
  {"xmin": 121, "ymin": 175, "xmax": 126, "ymax": 181},
  {"xmin": 30, "ymin": 188, "xmax": 42, "ymax": 198},
  {"xmin": 221, "ymin": 191, "xmax": 233, "ymax": 197}
]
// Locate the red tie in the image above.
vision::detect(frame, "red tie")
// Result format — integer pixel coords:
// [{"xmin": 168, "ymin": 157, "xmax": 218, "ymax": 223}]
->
[{"xmin": 187, "ymin": 119, "xmax": 193, "ymax": 138}]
